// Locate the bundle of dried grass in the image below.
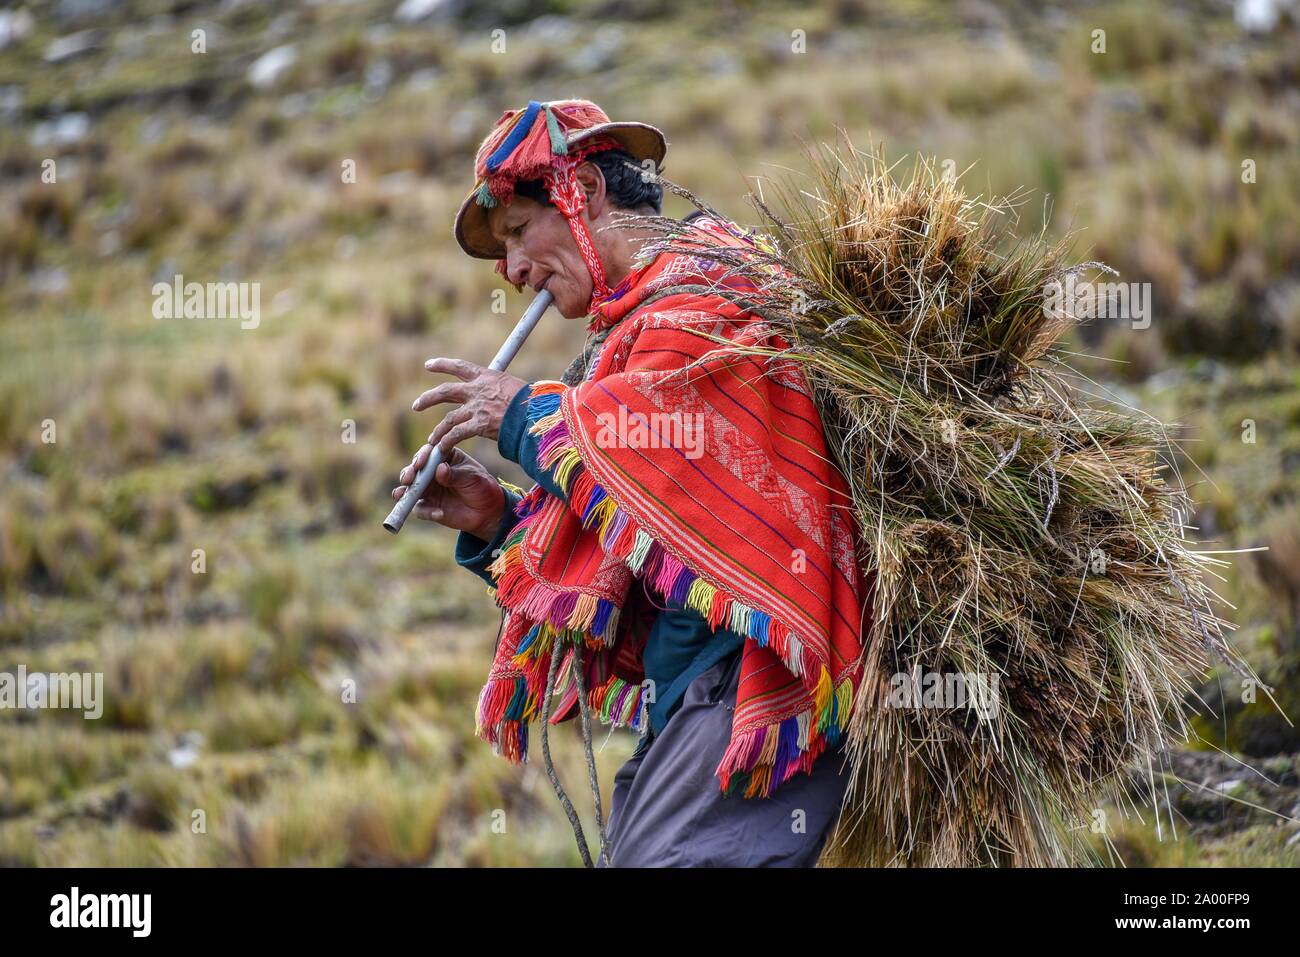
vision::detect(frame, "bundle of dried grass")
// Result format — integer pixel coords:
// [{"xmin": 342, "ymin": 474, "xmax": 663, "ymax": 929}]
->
[{"xmin": 625, "ymin": 140, "xmax": 1257, "ymax": 867}]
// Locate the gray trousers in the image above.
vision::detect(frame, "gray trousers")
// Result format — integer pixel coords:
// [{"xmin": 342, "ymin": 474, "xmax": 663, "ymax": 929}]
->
[{"xmin": 601, "ymin": 648, "xmax": 851, "ymax": 867}]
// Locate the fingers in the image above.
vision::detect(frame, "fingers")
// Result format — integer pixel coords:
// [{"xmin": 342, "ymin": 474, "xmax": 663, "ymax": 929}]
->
[
  {"xmin": 423, "ymin": 357, "xmax": 482, "ymax": 380},
  {"xmin": 398, "ymin": 443, "xmax": 433, "ymax": 486},
  {"xmin": 410, "ymin": 501, "xmax": 444, "ymax": 522},
  {"xmin": 427, "ymin": 406, "xmax": 471, "ymax": 450},
  {"xmin": 391, "ymin": 482, "xmax": 445, "ymax": 519},
  {"xmin": 411, "ymin": 380, "xmax": 473, "ymax": 412},
  {"xmin": 436, "ymin": 417, "xmax": 486, "ymax": 457},
  {"xmin": 395, "ymin": 441, "xmax": 479, "ymax": 503},
  {"xmin": 434, "ymin": 447, "xmax": 484, "ymax": 488}
]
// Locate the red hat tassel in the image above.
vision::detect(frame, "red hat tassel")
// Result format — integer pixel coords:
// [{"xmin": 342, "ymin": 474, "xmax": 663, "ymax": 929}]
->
[{"xmin": 543, "ymin": 155, "xmax": 612, "ymax": 308}]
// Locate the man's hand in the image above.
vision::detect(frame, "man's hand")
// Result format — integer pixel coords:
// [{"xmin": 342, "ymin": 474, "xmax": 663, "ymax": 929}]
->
[
  {"xmin": 411, "ymin": 358, "xmax": 527, "ymax": 459},
  {"xmin": 391, "ymin": 445, "xmax": 506, "ymax": 542}
]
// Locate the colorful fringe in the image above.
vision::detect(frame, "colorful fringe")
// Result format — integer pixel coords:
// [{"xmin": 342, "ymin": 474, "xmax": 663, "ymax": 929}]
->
[
  {"xmin": 473, "ymin": 385, "xmax": 637, "ymax": 754},
  {"xmin": 488, "ymin": 530, "xmax": 624, "ymax": 646},
  {"xmin": 474, "ymin": 619, "xmax": 647, "ymax": 765},
  {"xmin": 473, "ymin": 642, "xmax": 548, "ymax": 764}
]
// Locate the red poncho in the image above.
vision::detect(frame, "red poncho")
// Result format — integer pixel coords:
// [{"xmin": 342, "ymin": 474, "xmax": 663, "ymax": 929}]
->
[{"xmin": 477, "ymin": 217, "xmax": 871, "ymax": 798}]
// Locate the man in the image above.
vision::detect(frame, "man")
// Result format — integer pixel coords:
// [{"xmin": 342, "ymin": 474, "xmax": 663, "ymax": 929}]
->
[{"xmin": 391, "ymin": 99, "xmax": 868, "ymax": 867}]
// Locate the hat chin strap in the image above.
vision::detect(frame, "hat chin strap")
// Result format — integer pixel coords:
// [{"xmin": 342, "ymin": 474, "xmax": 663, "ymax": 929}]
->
[{"xmin": 542, "ymin": 156, "xmax": 612, "ymax": 311}]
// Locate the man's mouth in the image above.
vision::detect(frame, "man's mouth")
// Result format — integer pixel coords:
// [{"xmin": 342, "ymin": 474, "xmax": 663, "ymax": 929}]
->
[{"xmin": 535, "ymin": 276, "xmax": 551, "ymax": 294}]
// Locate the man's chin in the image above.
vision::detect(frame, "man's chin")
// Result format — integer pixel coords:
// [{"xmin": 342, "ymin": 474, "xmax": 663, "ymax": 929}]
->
[{"xmin": 555, "ymin": 293, "xmax": 591, "ymax": 320}]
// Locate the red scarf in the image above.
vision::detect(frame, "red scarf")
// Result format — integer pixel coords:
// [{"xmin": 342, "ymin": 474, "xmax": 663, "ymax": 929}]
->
[{"xmin": 476, "ymin": 218, "xmax": 871, "ymax": 797}]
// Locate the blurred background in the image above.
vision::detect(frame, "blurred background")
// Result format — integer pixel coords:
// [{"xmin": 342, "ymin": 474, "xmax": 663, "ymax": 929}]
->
[{"xmin": 1, "ymin": 0, "xmax": 1298, "ymax": 866}]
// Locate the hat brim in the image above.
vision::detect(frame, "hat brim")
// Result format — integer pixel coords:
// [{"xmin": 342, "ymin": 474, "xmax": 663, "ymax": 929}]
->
[{"xmin": 453, "ymin": 120, "xmax": 669, "ymax": 260}]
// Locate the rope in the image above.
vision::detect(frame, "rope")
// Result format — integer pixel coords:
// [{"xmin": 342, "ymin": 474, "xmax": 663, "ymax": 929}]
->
[
  {"xmin": 539, "ymin": 639, "xmax": 593, "ymax": 867},
  {"xmin": 571, "ymin": 642, "xmax": 610, "ymax": 866},
  {"xmin": 542, "ymin": 155, "xmax": 612, "ymax": 306}
]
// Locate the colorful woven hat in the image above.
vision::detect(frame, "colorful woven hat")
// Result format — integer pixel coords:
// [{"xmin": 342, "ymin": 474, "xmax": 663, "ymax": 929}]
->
[{"xmin": 453, "ymin": 99, "xmax": 668, "ymax": 305}]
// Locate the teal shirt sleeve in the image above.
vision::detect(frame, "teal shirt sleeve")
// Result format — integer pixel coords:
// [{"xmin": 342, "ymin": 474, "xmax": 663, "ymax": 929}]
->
[{"xmin": 643, "ymin": 600, "xmax": 745, "ymax": 737}]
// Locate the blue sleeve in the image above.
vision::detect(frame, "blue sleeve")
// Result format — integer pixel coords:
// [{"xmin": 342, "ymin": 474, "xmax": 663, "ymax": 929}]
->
[
  {"xmin": 497, "ymin": 383, "xmax": 568, "ymax": 502},
  {"xmin": 455, "ymin": 487, "xmax": 522, "ymax": 588}
]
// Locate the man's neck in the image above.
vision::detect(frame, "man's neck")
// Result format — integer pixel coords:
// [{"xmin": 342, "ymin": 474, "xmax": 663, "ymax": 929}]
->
[{"xmin": 596, "ymin": 208, "xmax": 656, "ymax": 290}]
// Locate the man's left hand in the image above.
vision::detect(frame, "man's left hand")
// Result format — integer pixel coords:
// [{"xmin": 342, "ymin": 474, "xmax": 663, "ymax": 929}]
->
[{"xmin": 411, "ymin": 357, "xmax": 527, "ymax": 457}]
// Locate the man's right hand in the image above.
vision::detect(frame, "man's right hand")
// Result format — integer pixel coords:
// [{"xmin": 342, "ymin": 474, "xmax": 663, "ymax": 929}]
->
[{"xmin": 391, "ymin": 445, "xmax": 506, "ymax": 542}]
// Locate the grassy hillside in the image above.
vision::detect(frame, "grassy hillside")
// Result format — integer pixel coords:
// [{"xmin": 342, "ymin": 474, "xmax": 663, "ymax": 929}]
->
[{"xmin": 1, "ymin": 0, "xmax": 1298, "ymax": 865}]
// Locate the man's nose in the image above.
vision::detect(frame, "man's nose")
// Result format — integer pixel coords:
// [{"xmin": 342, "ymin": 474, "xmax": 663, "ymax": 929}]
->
[{"xmin": 505, "ymin": 250, "xmax": 531, "ymax": 288}]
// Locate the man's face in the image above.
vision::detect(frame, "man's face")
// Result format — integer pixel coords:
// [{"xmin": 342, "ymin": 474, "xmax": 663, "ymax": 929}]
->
[{"xmin": 488, "ymin": 196, "xmax": 595, "ymax": 319}]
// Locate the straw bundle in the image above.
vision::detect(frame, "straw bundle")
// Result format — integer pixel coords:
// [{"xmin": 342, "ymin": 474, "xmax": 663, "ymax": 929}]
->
[{"xmin": 627, "ymin": 140, "xmax": 1252, "ymax": 866}]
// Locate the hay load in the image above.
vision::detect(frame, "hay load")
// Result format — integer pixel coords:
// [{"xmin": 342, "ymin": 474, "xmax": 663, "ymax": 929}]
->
[{"xmin": 635, "ymin": 141, "xmax": 1257, "ymax": 867}]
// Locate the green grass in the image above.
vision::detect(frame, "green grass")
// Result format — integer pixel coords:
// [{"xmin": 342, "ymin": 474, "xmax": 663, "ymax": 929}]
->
[{"xmin": 1, "ymin": 0, "xmax": 1298, "ymax": 865}]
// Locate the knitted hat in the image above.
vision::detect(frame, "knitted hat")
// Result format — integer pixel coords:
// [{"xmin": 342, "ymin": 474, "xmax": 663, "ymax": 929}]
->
[{"xmin": 452, "ymin": 99, "xmax": 668, "ymax": 306}]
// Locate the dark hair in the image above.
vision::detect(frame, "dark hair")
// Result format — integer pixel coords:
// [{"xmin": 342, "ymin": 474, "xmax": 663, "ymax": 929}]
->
[{"xmin": 513, "ymin": 148, "xmax": 662, "ymax": 213}]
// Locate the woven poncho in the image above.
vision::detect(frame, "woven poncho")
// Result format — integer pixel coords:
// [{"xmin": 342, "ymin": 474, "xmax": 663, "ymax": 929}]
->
[{"xmin": 475, "ymin": 217, "xmax": 872, "ymax": 798}]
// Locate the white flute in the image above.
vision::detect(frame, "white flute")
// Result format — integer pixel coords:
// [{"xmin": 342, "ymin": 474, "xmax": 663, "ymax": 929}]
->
[{"xmin": 383, "ymin": 289, "xmax": 554, "ymax": 534}]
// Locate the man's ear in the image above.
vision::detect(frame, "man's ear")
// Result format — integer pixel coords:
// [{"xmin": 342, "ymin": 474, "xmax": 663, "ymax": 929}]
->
[{"xmin": 575, "ymin": 161, "xmax": 609, "ymax": 219}]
